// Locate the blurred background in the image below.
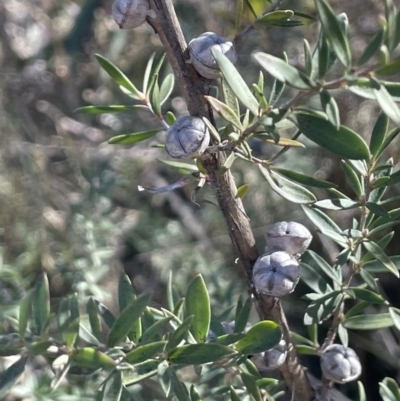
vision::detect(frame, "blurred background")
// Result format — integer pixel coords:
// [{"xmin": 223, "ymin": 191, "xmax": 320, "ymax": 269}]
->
[{"xmin": 0, "ymin": 0, "xmax": 400, "ymax": 399}]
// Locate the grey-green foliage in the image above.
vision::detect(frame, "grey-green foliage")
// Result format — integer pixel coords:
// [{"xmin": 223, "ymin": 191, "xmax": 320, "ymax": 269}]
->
[{"xmin": 2, "ymin": 0, "xmax": 400, "ymax": 400}]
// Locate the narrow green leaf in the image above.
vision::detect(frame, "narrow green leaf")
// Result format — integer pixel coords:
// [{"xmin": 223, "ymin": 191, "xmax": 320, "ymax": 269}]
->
[
  {"xmin": 341, "ymin": 160, "xmax": 363, "ymax": 198},
  {"xmin": 166, "ymin": 111, "xmax": 176, "ymax": 125},
  {"xmin": 205, "ymin": 96, "xmax": 242, "ymax": 130},
  {"xmin": 385, "ymin": 169, "xmax": 400, "ymax": 187},
  {"xmin": 243, "ymin": 0, "xmax": 257, "ymax": 18},
  {"xmin": 370, "ymin": 113, "xmax": 389, "ymax": 159},
  {"xmin": 372, "ymin": 79, "xmax": 400, "ymax": 127},
  {"xmin": 234, "ymin": 297, "xmax": 252, "ymax": 333},
  {"xmin": 167, "ymin": 316, "xmax": 194, "ymax": 351},
  {"xmin": 118, "ymin": 272, "xmax": 142, "ymax": 343},
  {"xmin": 343, "ymin": 313, "xmax": 394, "ymax": 330},
  {"xmin": 357, "ymin": 28, "xmax": 385, "ymax": 66},
  {"xmin": 366, "ymin": 202, "xmax": 391, "ymax": 218},
  {"xmin": 214, "ymin": 333, "xmax": 245, "ymax": 345},
  {"xmin": 385, "ymin": 0, "xmax": 398, "ymax": 52},
  {"xmin": 151, "ymin": 79, "xmax": 161, "ymax": 117},
  {"xmin": 271, "ymin": 167, "xmax": 337, "ymax": 188},
  {"xmin": 346, "ymin": 288, "xmax": 386, "ymax": 304},
  {"xmin": 260, "ymin": 166, "xmax": 316, "ymax": 204},
  {"xmin": 295, "ymin": 345, "xmax": 319, "ymax": 355},
  {"xmin": 158, "ymin": 159, "xmax": 198, "ymax": 173},
  {"xmin": 300, "ymin": 262, "xmax": 332, "ymax": 294},
  {"xmin": 87, "ymin": 298, "xmax": 103, "ymax": 341},
  {"xmin": 211, "ymin": 48, "xmax": 259, "ymax": 116},
  {"xmin": 170, "ymin": 369, "xmax": 191, "ymax": 401},
  {"xmin": 19, "ymin": 290, "xmax": 33, "ymax": 338},
  {"xmin": 304, "ymin": 291, "xmax": 341, "ymax": 325},
  {"xmin": 108, "ymin": 130, "xmax": 160, "ymax": 145},
  {"xmin": 160, "ymin": 73, "xmax": 175, "ymax": 106},
  {"xmin": 190, "ymin": 385, "xmax": 201, "ymax": 401},
  {"xmin": 337, "ymin": 323, "xmax": 349, "ymax": 347},
  {"xmin": 75, "ymin": 105, "xmax": 146, "ymax": 114},
  {"xmin": 33, "ymin": 273, "xmax": 50, "ymax": 336},
  {"xmin": 168, "ymin": 343, "xmax": 235, "ymax": 364},
  {"xmin": 304, "ymin": 39, "xmax": 313, "ymax": 76},
  {"xmin": 306, "ymin": 250, "xmax": 341, "ymax": 283},
  {"xmin": 139, "ymin": 317, "xmax": 172, "ymax": 345},
  {"xmin": 230, "ymin": 386, "xmax": 241, "ymax": 401},
  {"xmin": 363, "ymin": 241, "xmax": 399, "ymax": 277},
  {"xmin": 314, "ymin": 198, "xmax": 359, "ymax": 210},
  {"xmin": 122, "ymin": 359, "xmax": 159, "ymax": 386},
  {"xmin": 358, "ymin": 381, "xmax": 367, "ymax": 401},
  {"xmin": 269, "ymin": 78, "xmax": 285, "ymax": 106},
  {"xmin": 294, "ymin": 111, "xmax": 370, "ymax": 160},
  {"xmin": 157, "ymin": 361, "xmax": 171, "ymax": 396},
  {"xmin": 101, "ymin": 372, "xmax": 123, "ymax": 401},
  {"xmin": 389, "ymin": 307, "xmax": 400, "ymax": 332},
  {"xmin": 125, "ymin": 341, "xmax": 166, "ymax": 364},
  {"xmin": 235, "ymin": 321, "xmax": 281, "ymax": 355},
  {"xmin": 147, "ymin": 53, "xmax": 166, "ymax": 96},
  {"xmin": 253, "ymin": 52, "xmax": 312, "ymax": 90},
  {"xmin": 118, "ymin": 272, "xmax": 134, "ymax": 312},
  {"xmin": 143, "ymin": 53, "xmax": 156, "ymax": 96},
  {"xmin": 237, "ymin": 184, "xmax": 249, "ymax": 199},
  {"xmin": 71, "ymin": 348, "xmax": 116, "ymax": 370},
  {"xmin": 95, "ymin": 54, "xmax": 142, "ymax": 99},
  {"xmin": 315, "ymin": 0, "xmax": 351, "ymax": 68},
  {"xmin": 379, "ymin": 380, "xmax": 400, "ymax": 401},
  {"xmin": 320, "ymin": 90, "xmax": 340, "ymax": 130},
  {"xmin": 255, "ymin": 10, "xmax": 294, "ymax": 25},
  {"xmin": 359, "ymin": 269, "xmax": 379, "ymax": 293},
  {"xmin": 345, "ymin": 301, "xmax": 370, "ymax": 319},
  {"xmin": 0, "ymin": 357, "xmax": 28, "ymax": 398},
  {"xmin": 235, "ymin": 0, "xmax": 244, "ymax": 33},
  {"xmin": 240, "ymin": 372, "xmax": 262, "ymax": 401},
  {"xmin": 220, "ymin": 152, "xmax": 237, "ymax": 175},
  {"xmin": 375, "ymin": 56, "xmax": 400, "ymax": 77},
  {"xmin": 107, "ymin": 293, "xmax": 151, "ymax": 347},
  {"xmin": 371, "ymin": 169, "xmax": 396, "ymax": 210},
  {"xmin": 316, "ymin": 34, "xmax": 332, "ymax": 79},
  {"xmin": 185, "ymin": 275, "xmax": 210, "ymax": 343},
  {"xmin": 302, "ymin": 205, "xmax": 342, "ymax": 234}
]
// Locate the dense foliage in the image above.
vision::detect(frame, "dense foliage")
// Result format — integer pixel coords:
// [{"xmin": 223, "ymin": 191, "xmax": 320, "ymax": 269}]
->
[{"xmin": 1, "ymin": 0, "xmax": 400, "ymax": 400}]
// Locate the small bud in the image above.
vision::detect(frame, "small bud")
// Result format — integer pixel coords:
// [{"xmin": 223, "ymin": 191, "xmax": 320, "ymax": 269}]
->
[
  {"xmin": 320, "ymin": 344, "xmax": 361, "ymax": 383},
  {"xmin": 112, "ymin": 0, "xmax": 154, "ymax": 29},
  {"xmin": 165, "ymin": 116, "xmax": 210, "ymax": 159},
  {"xmin": 266, "ymin": 221, "xmax": 312, "ymax": 255},
  {"xmin": 251, "ymin": 339, "xmax": 287, "ymax": 372},
  {"xmin": 188, "ymin": 32, "xmax": 238, "ymax": 79},
  {"xmin": 253, "ymin": 251, "xmax": 300, "ymax": 297}
]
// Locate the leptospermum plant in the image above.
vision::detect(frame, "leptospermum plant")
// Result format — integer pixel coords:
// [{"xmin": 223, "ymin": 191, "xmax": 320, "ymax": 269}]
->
[{"xmin": 2, "ymin": 0, "xmax": 400, "ymax": 400}]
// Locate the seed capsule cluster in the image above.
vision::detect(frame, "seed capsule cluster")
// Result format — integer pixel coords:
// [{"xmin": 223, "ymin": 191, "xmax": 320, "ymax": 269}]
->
[
  {"xmin": 188, "ymin": 32, "xmax": 238, "ymax": 79},
  {"xmin": 320, "ymin": 344, "xmax": 362, "ymax": 383},
  {"xmin": 112, "ymin": 0, "xmax": 155, "ymax": 29},
  {"xmin": 253, "ymin": 221, "xmax": 312, "ymax": 298},
  {"xmin": 165, "ymin": 116, "xmax": 210, "ymax": 159}
]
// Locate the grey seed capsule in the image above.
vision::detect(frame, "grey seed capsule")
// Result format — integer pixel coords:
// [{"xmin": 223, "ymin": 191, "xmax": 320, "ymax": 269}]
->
[
  {"xmin": 253, "ymin": 251, "xmax": 300, "ymax": 297},
  {"xmin": 251, "ymin": 339, "xmax": 287, "ymax": 372},
  {"xmin": 320, "ymin": 344, "xmax": 362, "ymax": 383},
  {"xmin": 112, "ymin": 0, "xmax": 153, "ymax": 29},
  {"xmin": 266, "ymin": 221, "xmax": 312, "ymax": 255},
  {"xmin": 165, "ymin": 116, "xmax": 210, "ymax": 159},
  {"xmin": 188, "ymin": 32, "xmax": 237, "ymax": 79}
]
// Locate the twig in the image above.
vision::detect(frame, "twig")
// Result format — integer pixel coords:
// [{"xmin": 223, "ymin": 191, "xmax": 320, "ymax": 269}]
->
[{"xmin": 146, "ymin": 2, "xmax": 314, "ymax": 399}]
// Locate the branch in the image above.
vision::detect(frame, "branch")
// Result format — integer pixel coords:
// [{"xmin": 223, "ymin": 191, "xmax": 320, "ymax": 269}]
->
[{"xmin": 147, "ymin": 2, "xmax": 314, "ymax": 399}]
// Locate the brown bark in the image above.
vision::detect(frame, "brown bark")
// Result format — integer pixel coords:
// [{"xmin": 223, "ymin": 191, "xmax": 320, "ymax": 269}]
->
[{"xmin": 147, "ymin": 2, "xmax": 314, "ymax": 399}]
